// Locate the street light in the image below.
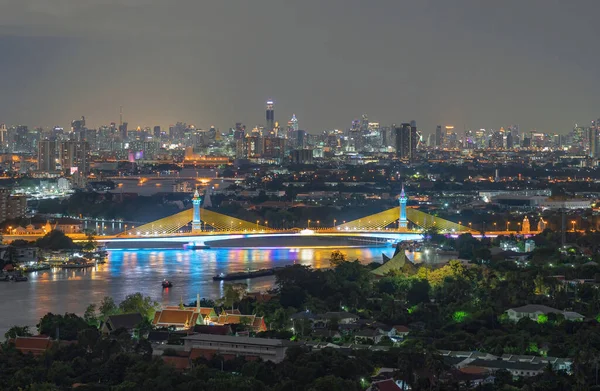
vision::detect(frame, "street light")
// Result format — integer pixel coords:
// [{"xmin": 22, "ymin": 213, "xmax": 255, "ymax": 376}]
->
[
  {"xmin": 333, "ymin": 219, "xmax": 337, "ymax": 228},
  {"xmin": 506, "ymin": 221, "xmax": 510, "ymax": 232},
  {"xmin": 308, "ymin": 219, "xmax": 311, "ymax": 228},
  {"xmin": 571, "ymin": 220, "xmax": 576, "ymax": 232}
]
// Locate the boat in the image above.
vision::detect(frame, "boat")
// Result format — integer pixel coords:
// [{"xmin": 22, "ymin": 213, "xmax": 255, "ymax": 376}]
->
[
  {"xmin": 21, "ymin": 263, "xmax": 52, "ymax": 273},
  {"xmin": 212, "ymin": 268, "xmax": 278, "ymax": 281},
  {"xmin": 162, "ymin": 280, "xmax": 173, "ymax": 288},
  {"xmin": 60, "ymin": 258, "xmax": 95, "ymax": 269}
]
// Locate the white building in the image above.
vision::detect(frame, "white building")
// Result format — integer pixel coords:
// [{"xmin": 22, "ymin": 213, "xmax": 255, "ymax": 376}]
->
[
  {"xmin": 506, "ymin": 305, "xmax": 584, "ymax": 322},
  {"xmin": 181, "ymin": 334, "xmax": 295, "ymax": 363}
]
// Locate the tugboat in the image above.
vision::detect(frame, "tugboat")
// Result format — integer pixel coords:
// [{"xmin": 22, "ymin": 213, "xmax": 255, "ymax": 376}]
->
[{"xmin": 162, "ymin": 280, "xmax": 173, "ymax": 288}]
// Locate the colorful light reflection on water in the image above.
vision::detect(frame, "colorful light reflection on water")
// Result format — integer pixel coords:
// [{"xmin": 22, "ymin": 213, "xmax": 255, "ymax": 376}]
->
[{"xmin": 0, "ymin": 246, "xmax": 390, "ymax": 335}]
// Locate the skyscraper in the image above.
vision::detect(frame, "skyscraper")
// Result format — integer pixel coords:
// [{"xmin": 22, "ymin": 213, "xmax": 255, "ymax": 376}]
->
[
  {"xmin": 60, "ymin": 141, "xmax": 90, "ymax": 175},
  {"xmin": 266, "ymin": 100, "xmax": 275, "ymax": 132},
  {"xmin": 435, "ymin": 125, "xmax": 443, "ymax": 147},
  {"xmin": 153, "ymin": 126, "xmax": 161, "ymax": 139},
  {"xmin": 38, "ymin": 140, "xmax": 58, "ymax": 172},
  {"xmin": 588, "ymin": 125, "xmax": 599, "ymax": 158},
  {"xmin": 395, "ymin": 123, "xmax": 418, "ymax": 161}
]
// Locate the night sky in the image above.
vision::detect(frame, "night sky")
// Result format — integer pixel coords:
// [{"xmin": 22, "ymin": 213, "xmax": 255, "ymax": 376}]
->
[{"xmin": 1, "ymin": 0, "xmax": 599, "ymax": 134}]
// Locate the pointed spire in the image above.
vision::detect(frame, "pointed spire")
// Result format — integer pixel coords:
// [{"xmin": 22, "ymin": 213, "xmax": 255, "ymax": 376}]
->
[
  {"xmin": 193, "ymin": 187, "xmax": 200, "ymax": 199},
  {"xmin": 400, "ymin": 184, "xmax": 406, "ymax": 198}
]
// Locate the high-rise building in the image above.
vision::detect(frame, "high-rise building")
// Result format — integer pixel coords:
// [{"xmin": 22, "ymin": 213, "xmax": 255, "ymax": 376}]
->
[
  {"xmin": 0, "ymin": 189, "xmax": 26, "ymax": 223},
  {"xmin": 153, "ymin": 126, "xmax": 161, "ymax": 139},
  {"xmin": 395, "ymin": 123, "xmax": 418, "ymax": 161},
  {"xmin": 435, "ymin": 125, "xmax": 443, "ymax": 147},
  {"xmin": 71, "ymin": 116, "xmax": 86, "ymax": 133},
  {"xmin": 266, "ymin": 100, "xmax": 275, "ymax": 132},
  {"xmin": 0, "ymin": 124, "xmax": 7, "ymax": 150},
  {"xmin": 506, "ymin": 130, "xmax": 514, "ymax": 149},
  {"xmin": 60, "ymin": 141, "xmax": 90, "ymax": 175},
  {"xmin": 38, "ymin": 140, "xmax": 58, "ymax": 172},
  {"xmin": 588, "ymin": 125, "xmax": 599, "ymax": 158},
  {"xmin": 444, "ymin": 126, "xmax": 457, "ymax": 148}
]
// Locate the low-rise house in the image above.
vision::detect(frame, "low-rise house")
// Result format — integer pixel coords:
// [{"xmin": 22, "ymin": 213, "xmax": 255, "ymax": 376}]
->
[
  {"xmin": 466, "ymin": 359, "xmax": 546, "ymax": 378},
  {"xmin": 147, "ymin": 331, "xmax": 170, "ymax": 345},
  {"xmin": 506, "ymin": 304, "xmax": 584, "ymax": 322},
  {"xmin": 313, "ymin": 311, "xmax": 359, "ymax": 328},
  {"xmin": 368, "ymin": 378, "xmax": 404, "ymax": 391},
  {"xmin": 311, "ymin": 329, "xmax": 342, "ymax": 341},
  {"xmin": 181, "ymin": 334, "xmax": 298, "ymax": 363},
  {"xmin": 355, "ymin": 328, "xmax": 384, "ymax": 344},
  {"xmin": 100, "ymin": 313, "xmax": 144, "ymax": 335},
  {"xmin": 393, "ymin": 325, "xmax": 410, "ymax": 339}
]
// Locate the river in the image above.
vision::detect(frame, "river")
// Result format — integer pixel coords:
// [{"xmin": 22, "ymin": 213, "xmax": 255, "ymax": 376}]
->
[{"xmin": 0, "ymin": 246, "xmax": 393, "ymax": 335}]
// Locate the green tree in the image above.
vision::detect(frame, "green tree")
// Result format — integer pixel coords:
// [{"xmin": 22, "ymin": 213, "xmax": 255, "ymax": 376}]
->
[
  {"xmin": 82, "ymin": 230, "xmax": 98, "ymax": 252},
  {"xmin": 118, "ymin": 293, "xmax": 160, "ymax": 320},
  {"xmin": 4, "ymin": 325, "xmax": 32, "ymax": 341},
  {"xmin": 329, "ymin": 250, "xmax": 347, "ymax": 268},
  {"xmin": 83, "ymin": 303, "xmax": 99, "ymax": 327},
  {"xmin": 99, "ymin": 296, "xmax": 118, "ymax": 319},
  {"xmin": 220, "ymin": 283, "xmax": 247, "ymax": 310},
  {"xmin": 35, "ymin": 230, "xmax": 78, "ymax": 250},
  {"xmin": 36, "ymin": 313, "xmax": 89, "ymax": 340}
]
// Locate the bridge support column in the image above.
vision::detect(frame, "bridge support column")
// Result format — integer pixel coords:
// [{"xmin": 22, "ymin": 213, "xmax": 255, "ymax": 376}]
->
[
  {"xmin": 399, "ymin": 185, "xmax": 407, "ymax": 229},
  {"xmin": 192, "ymin": 189, "xmax": 202, "ymax": 233}
]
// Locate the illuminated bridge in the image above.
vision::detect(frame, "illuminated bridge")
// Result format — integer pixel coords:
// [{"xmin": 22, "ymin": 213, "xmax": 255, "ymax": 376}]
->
[
  {"xmin": 100, "ymin": 188, "xmax": 474, "ymax": 248},
  {"xmin": 3, "ymin": 188, "xmax": 498, "ymax": 248}
]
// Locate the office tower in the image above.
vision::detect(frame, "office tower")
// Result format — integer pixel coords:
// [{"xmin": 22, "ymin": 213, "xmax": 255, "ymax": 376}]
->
[
  {"xmin": 71, "ymin": 116, "xmax": 86, "ymax": 133},
  {"xmin": 395, "ymin": 123, "xmax": 418, "ymax": 160},
  {"xmin": 289, "ymin": 114, "xmax": 299, "ymax": 132},
  {"xmin": 234, "ymin": 123, "xmax": 246, "ymax": 140},
  {"xmin": 491, "ymin": 129, "xmax": 503, "ymax": 149},
  {"xmin": 266, "ymin": 100, "xmax": 275, "ymax": 132},
  {"xmin": 588, "ymin": 126, "xmax": 599, "ymax": 158},
  {"xmin": 291, "ymin": 149, "xmax": 313, "ymax": 164},
  {"xmin": 38, "ymin": 140, "xmax": 58, "ymax": 172},
  {"xmin": 263, "ymin": 137, "xmax": 286, "ymax": 160},
  {"xmin": 360, "ymin": 114, "xmax": 369, "ymax": 133},
  {"xmin": 119, "ymin": 122, "xmax": 128, "ymax": 140},
  {"xmin": 60, "ymin": 141, "xmax": 90, "ymax": 175},
  {"xmin": 0, "ymin": 124, "xmax": 7, "ymax": 149},
  {"xmin": 506, "ymin": 130, "xmax": 514, "ymax": 149},
  {"xmin": 435, "ymin": 125, "xmax": 443, "ymax": 147},
  {"xmin": 153, "ymin": 126, "xmax": 161, "ymax": 139},
  {"xmin": 444, "ymin": 126, "xmax": 457, "ymax": 148}
]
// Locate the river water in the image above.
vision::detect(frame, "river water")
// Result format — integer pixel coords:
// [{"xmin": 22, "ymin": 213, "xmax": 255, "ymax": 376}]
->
[{"xmin": 0, "ymin": 246, "xmax": 393, "ymax": 335}]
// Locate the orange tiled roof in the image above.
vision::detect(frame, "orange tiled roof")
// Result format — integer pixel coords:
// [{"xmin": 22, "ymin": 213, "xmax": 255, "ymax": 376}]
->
[
  {"xmin": 162, "ymin": 356, "xmax": 190, "ymax": 371},
  {"xmin": 153, "ymin": 309, "xmax": 199, "ymax": 328},
  {"xmin": 14, "ymin": 336, "xmax": 52, "ymax": 355}
]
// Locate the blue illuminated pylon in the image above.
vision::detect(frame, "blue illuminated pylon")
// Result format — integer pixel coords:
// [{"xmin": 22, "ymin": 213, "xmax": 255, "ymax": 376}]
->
[
  {"xmin": 192, "ymin": 189, "xmax": 202, "ymax": 232},
  {"xmin": 399, "ymin": 185, "xmax": 407, "ymax": 229}
]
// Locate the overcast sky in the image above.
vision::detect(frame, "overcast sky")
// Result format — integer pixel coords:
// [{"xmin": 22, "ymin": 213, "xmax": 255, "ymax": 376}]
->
[{"xmin": 1, "ymin": 0, "xmax": 599, "ymax": 134}]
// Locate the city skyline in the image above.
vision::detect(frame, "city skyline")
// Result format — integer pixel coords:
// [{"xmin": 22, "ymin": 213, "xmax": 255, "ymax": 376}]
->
[{"xmin": 2, "ymin": 1, "xmax": 600, "ymax": 133}]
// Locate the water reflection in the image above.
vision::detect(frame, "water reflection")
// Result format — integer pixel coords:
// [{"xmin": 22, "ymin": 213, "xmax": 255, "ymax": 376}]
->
[{"xmin": 0, "ymin": 246, "xmax": 390, "ymax": 335}]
